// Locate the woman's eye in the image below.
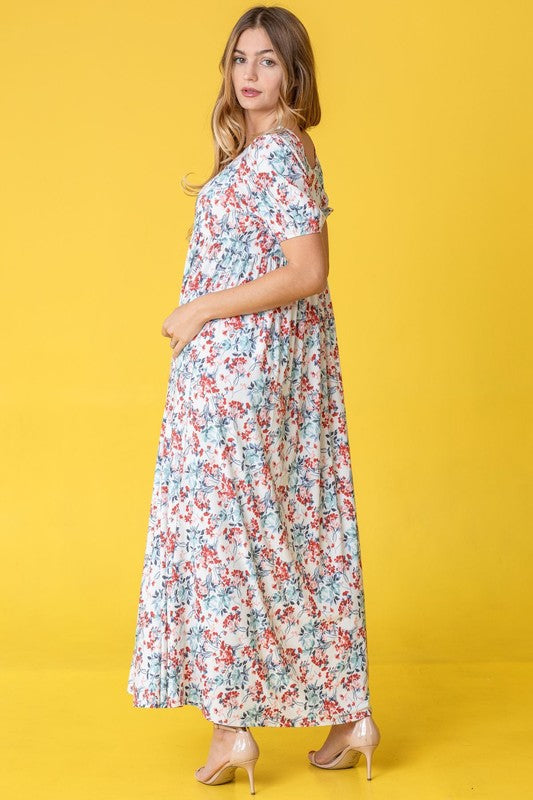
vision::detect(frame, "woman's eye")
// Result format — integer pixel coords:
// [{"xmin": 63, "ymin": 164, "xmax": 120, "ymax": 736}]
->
[{"xmin": 232, "ymin": 56, "xmax": 276, "ymax": 67}]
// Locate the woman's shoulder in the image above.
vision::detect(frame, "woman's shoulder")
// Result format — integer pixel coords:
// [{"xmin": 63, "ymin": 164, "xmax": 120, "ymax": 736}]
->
[
  {"xmin": 247, "ymin": 128, "xmax": 295, "ymax": 156},
  {"xmin": 245, "ymin": 128, "xmax": 310, "ymax": 176}
]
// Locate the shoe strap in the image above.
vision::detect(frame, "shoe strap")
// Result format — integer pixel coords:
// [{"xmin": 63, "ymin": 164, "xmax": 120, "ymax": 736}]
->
[{"xmin": 213, "ymin": 722, "xmax": 248, "ymax": 732}]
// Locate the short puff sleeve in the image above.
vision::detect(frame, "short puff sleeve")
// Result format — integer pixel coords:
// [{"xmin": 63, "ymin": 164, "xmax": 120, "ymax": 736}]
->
[{"xmin": 246, "ymin": 134, "xmax": 329, "ymax": 244}]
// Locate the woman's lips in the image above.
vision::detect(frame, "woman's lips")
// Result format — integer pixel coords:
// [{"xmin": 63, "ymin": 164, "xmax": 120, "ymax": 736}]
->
[{"xmin": 242, "ymin": 88, "xmax": 261, "ymax": 97}]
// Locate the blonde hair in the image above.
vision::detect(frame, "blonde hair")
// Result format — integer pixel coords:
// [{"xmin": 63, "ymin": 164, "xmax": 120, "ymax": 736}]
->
[{"xmin": 181, "ymin": 5, "xmax": 322, "ymax": 199}]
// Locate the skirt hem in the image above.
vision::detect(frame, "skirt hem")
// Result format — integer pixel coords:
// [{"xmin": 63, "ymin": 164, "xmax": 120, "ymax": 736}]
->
[{"xmin": 126, "ymin": 684, "xmax": 372, "ymax": 727}]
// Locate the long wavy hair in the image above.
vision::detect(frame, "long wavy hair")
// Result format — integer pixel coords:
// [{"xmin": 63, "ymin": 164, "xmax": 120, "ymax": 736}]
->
[{"xmin": 181, "ymin": 5, "xmax": 322, "ymax": 201}]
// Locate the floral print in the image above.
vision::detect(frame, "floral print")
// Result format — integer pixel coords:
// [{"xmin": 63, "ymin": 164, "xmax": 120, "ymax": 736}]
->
[{"xmin": 127, "ymin": 127, "xmax": 373, "ymax": 726}]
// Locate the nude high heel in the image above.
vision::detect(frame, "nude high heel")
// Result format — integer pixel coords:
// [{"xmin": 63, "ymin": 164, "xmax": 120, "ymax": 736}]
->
[
  {"xmin": 308, "ymin": 715, "xmax": 381, "ymax": 780},
  {"xmin": 194, "ymin": 722, "xmax": 260, "ymax": 794}
]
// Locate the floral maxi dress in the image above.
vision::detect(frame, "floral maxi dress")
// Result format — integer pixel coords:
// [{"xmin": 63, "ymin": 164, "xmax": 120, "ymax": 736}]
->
[{"xmin": 127, "ymin": 127, "xmax": 373, "ymax": 727}]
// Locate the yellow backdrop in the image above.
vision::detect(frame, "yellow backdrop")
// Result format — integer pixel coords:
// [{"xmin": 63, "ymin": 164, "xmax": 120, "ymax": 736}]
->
[{"xmin": 1, "ymin": 2, "xmax": 531, "ymax": 798}]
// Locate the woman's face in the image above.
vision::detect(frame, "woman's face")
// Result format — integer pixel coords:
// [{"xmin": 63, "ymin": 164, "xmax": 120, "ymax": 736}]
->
[{"xmin": 231, "ymin": 27, "xmax": 284, "ymax": 123}]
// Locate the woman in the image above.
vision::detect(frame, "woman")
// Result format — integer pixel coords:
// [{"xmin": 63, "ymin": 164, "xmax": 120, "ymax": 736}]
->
[{"xmin": 127, "ymin": 5, "xmax": 381, "ymax": 793}]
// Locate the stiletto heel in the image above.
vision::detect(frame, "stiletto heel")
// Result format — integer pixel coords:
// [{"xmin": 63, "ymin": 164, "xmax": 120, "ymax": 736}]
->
[
  {"xmin": 307, "ymin": 715, "xmax": 381, "ymax": 780},
  {"xmin": 356, "ymin": 743, "xmax": 378, "ymax": 780},
  {"xmin": 240, "ymin": 758, "xmax": 258, "ymax": 794},
  {"xmin": 194, "ymin": 722, "xmax": 260, "ymax": 794}
]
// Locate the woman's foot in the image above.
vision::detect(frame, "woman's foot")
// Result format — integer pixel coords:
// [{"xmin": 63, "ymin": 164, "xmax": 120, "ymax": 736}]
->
[
  {"xmin": 308, "ymin": 715, "xmax": 381, "ymax": 779},
  {"xmin": 195, "ymin": 724, "xmax": 246, "ymax": 781},
  {"xmin": 310, "ymin": 720, "xmax": 362, "ymax": 765}
]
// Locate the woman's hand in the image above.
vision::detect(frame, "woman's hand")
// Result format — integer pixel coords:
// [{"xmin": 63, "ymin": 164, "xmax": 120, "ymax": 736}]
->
[{"xmin": 161, "ymin": 298, "xmax": 210, "ymax": 359}]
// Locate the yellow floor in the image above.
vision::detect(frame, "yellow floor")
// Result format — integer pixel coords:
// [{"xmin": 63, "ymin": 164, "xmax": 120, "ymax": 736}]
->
[{"xmin": 1, "ymin": 662, "xmax": 531, "ymax": 799}]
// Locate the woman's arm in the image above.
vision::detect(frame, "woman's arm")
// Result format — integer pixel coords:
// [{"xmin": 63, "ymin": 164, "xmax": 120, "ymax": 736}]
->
[
  {"xmin": 162, "ymin": 225, "xmax": 329, "ymax": 357},
  {"xmin": 198, "ymin": 226, "xmax": 329, "ymax": 322}
]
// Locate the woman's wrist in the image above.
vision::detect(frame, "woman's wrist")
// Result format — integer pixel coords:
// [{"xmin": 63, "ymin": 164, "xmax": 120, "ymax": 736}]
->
[{"xmin": 192, "ymin": 293, "xmax": 215, "ymax": 324}]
